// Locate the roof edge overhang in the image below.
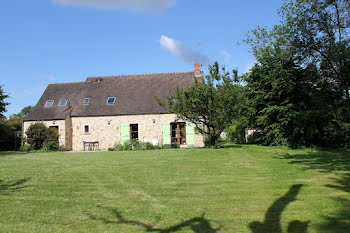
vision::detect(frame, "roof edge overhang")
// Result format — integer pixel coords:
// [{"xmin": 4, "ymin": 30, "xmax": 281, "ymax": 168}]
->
[{"xmin": 23, "ymin": 111, "xmax": 174, "ymax": 122}]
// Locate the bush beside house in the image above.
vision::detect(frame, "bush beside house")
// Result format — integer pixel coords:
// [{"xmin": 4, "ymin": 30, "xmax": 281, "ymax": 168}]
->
[{"xmin": 23, "ymin": 123, "xmax": 59, "ymax": 151}]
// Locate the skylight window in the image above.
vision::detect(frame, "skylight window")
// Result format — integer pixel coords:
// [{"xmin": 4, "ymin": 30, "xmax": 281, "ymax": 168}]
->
[
  {"xmin": 44, "ymin": 100, "xmax": 54, "ymax": 108},
  {"xmin": 106, "ymin": 97, "xmax": 116, "ymax": 105},
  {"xmin": 83, "ymin": 98, "xmax": 90, "ymax": 105},
  {"xmin": 58, "ymin": 99, "xmax": 68, "ymax": 106}
]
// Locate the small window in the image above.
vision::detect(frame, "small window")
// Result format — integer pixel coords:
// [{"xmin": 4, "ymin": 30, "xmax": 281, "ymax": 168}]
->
[
  {"xmin": 130, "ymin": 124, "xmax": 138, "ymax": 140},
  {"xmin": 83, "ymin": 98, "xmax": 90, "ymax": 105},
  {"xmin": 106, "ymin": 97, "xmax": 116, "ymax": 105},
  {"xmin": 44, "ymin": 100, "xmax": 54, "ymax": 108},
  {"xmin": 58, "ymin": 99, "xmax": 68, "ymax": 106},
  {"xmin": 84, "ymin": 125, "xmax": 89, "ymax": 133}
]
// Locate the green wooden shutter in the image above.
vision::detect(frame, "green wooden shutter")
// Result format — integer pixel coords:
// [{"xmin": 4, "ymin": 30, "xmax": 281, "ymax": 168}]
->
[
  {"xmin": 120, "ymin": 124, "xmax": 130, "ymax": 144},
  {"xmin": 186, "ymin": 122, "xmax": 196, "ymax": 146},
  {"xmin": 162, "ymin": 123, "xmax": 171, "ymax": 145}
]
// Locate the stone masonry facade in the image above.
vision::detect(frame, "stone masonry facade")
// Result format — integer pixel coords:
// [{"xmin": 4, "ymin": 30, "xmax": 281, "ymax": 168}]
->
[{"xmin": 23, "ymin": 113, "xmax": 205, "ymax": 151}]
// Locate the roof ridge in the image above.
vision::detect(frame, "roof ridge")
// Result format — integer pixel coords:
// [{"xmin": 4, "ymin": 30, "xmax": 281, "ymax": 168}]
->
[
  {"xmin": 49, "ymin": 81, "xmax": 84, "ymax": 85},
  {"xmin": 86, "ymin": 71, "xmax": 194, "ymax": 79}
]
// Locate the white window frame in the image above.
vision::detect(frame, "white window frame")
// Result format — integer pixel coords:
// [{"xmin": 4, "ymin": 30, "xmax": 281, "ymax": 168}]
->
[
  {"xmin": 106, "ymin": 97, "xmax": 116, "ymax": 105},
  {"xmin": 83, "ymin": 98, "xmax": 90, "ymax": 105},
  {"xmin": 58, "ymin": 99, "xmax": 68, "ymax": 106},
  {"xmin": 44, "ymin": 100, "xmax": 54, "ymax": 108}
]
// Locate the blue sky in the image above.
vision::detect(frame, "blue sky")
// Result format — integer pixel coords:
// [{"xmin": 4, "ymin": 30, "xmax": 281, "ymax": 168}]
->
[{"xmin": 0, "ymin": 0, "xmax": 283, "ymax": 118}]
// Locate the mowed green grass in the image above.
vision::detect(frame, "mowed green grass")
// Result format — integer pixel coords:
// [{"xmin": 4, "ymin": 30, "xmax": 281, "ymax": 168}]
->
[{"xmin": 0, "ymin": 145, "xmax": 349, "ymax": 233}]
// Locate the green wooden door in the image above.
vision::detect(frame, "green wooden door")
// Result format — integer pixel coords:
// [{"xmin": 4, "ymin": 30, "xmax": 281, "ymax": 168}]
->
[
  {"xmin": 162, "ymin": 123, "xmax": 171, "ymax": 145},
  {"xmin": 186, "ymin": 122, "xmax": 195, "ymax": 146},
  {"xmin": 120, "ymin": 124, "xmax": 130, "ymax": 144}
]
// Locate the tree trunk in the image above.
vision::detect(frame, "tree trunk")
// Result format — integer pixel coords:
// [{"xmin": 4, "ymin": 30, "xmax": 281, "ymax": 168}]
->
[{"xmin": 206, "ymin": 133, "xmax": 221, "ymax": 147}]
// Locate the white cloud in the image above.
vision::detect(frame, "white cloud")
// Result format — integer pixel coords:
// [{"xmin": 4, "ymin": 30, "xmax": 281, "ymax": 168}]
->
[
  {"xmin": 25, "ymin": 86, "xmax": 46, "ymax": 95},
  {"xmin": 220, "ymin": 50, "xmax": 232, "ymax": 65},
  {"xmin": 244, "ymin": 61, "xmax": 256, "ymax": 73},
  {"xmin": 52, "ymin": 0, "xmax": 176, "ymax": 14},
  {"xmin": 42, "ymin": 74, "xmax": 56, "ymax": 82},
  {"xmin": 159, "ymin": 35, "xmax": 210, "ymax": 66}
]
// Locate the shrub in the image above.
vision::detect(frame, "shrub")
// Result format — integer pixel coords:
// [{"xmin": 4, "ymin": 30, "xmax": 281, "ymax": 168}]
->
[
  {"xmin": 161, "ymin": 144, "xmax": 172, "ymax": 149},
  {"xmin": 145, "ymin": 142, "xmax": 156, "ymax": 150},
  {"xmin": 109, "ymin": 141, "xmax": 164, "ymax": 151},
  {"xmin": 19, "ymin": 144, "xmax": 31, "ymax": 152},
  {"xmin": 109, "ymin": 143, "xmax": 125, "ymax": 151},
  {"xmin": 0, "ymin": 119, "xmax": 20, "ymax": 151},
  {"xmin": 123, "ymin": 140, "xmax": 134, "ymax": 150},
  {"xmin": 226, "ymin": 124, "xmax": 246, "ymax": 144},
  {"xmin": 25, "ymin": 123, "xmax": 58, "ymax": 150},
  {"xmin": 43, "ymin": 142, "xmax": 59, "ymax": 151},
  {"xmin": 170, "ymin": 143, "xmax": 180, "ymax": 149}
]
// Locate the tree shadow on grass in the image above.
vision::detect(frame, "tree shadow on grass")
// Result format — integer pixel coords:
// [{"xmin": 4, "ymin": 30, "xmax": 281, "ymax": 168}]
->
[
  {"xmin": 0, "ymin": 151, "xmax": 25, "ymax": 158},
  {"xmin": 282, "ymin": 150, "xmax": 350, "ymax": 233},
  {"xmin": 249, "ymin": 184, "xmax": 309, "ymax": 233},
  {"xmin": 88, "ymin": 206, "xmax": 221, "ymax": 233},
  {"xmin": 0, "ymin": 178, "xmax": 30, "ymax": 195}
]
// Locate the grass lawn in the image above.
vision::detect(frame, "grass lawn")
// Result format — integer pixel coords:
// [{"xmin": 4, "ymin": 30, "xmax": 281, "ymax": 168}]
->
[{"xmin": 0, "ymin": 145, "xmax": 349, "ymax": 233}]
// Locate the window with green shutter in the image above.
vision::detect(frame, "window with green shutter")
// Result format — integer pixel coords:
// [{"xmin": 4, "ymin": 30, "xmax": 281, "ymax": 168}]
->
[{"xmin": 120, "ymin": 124, "xmax": 130, "ymax": 144}]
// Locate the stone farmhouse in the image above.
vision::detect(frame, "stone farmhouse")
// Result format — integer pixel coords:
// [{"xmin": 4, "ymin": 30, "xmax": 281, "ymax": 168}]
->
[{"xmin": 23, "ymin": 68, "xmax": 205, "ymax": 151}]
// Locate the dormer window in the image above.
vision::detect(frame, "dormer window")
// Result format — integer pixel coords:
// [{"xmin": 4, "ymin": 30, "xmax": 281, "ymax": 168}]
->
[
  {"xmin": 106, "ymin": 97, "xmax": 116, "ymax": 105},
  {"xmin": 83, "ymin": 98, "xmax": 90, "ymax": 105},
  {"xmin": 44, "ymin": 100, "xmax": 54, "ymax": 108},
  {"xmin": 58, "ymin": 99, "xmax": 68, "ymax": 106}
]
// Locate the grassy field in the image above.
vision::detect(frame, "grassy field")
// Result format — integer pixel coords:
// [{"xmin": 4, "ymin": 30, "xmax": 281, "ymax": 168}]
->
[{"xmin": 0, "ymin": 145, "xmax": 349, "ymax": 233}]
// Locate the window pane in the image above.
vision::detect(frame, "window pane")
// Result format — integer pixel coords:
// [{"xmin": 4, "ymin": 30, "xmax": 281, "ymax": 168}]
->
[
  {"xmin": 44, "ymin": 100, "xmax": 54, "ymax": 107},
  {"xmin": 107, "ymin": 97, "xmax": 116, "ymax": 104},
  {"xmin": 84, "ymin": 125, "xmax": 89, "ymax": 133},
  {"xmin": 131, "ymin": 132, "xmax": 138, "ymax": 139},
  {"xmin": 58, "ymin": 99, "xmax": 67, "ymax": 106},
  {"xmin": 83, "ymin": 98, "xmax": 90, "ymax": 105},
  {"xmin": 131, "ymin": 124, "xmax": 138, "ymax": 131},
  {"xmin": 130, "ymin": 124, "xmax": 138, "ymax": 140}
]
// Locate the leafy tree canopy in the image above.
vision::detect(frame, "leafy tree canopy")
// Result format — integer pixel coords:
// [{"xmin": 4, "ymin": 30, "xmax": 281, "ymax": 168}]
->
[
  {"xmin": 10, "ymin": 106, "xmax": 33, "ymax": 118},
  {"xmin": 0, "ymin": 85, "xmax": 9, "ymax": 118},
  {"xmin": 242, "ymin": 0, "xmax": 350, "ymax": 148},
  {"xmin": 157, "ymin": 62, "xmax": 245, "ymax": 147}
]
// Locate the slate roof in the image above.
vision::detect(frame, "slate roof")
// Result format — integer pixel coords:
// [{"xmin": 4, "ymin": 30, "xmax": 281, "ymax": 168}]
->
[{"xmin": 24, "ymin": 71, "xmax": 201, "ymax": 121}]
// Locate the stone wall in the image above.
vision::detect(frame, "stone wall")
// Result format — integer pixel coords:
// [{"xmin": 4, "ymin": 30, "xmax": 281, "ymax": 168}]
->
[
  {"xmin": 22, "ymin": 120, "xmax": 66, "ymax": 147},
  {"xmin": 65, "ymin": 115, "xmax": 73, "ymax": 151},
  {"xmin": 71, "ymin": 114, "xmax": 205, "ymax": 150},
  {"xmin": 23, "ymin": 114, "xmax": 205, "ymax": 151}
]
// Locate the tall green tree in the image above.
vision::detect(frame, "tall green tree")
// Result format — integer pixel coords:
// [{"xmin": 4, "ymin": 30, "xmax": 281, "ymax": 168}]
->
[
  {"xmin": 0, "ymin": 85, "xmax": 11, "ymax": 150},
  {"xmin": 10, "ymin": 106, "xmax": 33, "ymax": 118},
  {"xmin": 0, "ymin": 85, "xmax": 9, "ymax": 118},
  {"xmin": 280, "ymin": 0, "xmax": 350, "ymax": 113},
  {"xmin": 158, "ymin": 62, "xmax": 244, "ymax": 146},
  {"xmin": 243, "ymin": 0, "xmax": 350, "ymax": 148}
]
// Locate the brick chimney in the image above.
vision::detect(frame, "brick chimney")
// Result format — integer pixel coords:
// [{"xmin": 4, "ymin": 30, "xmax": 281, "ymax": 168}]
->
[{"xmin": 194, "ymin": 63, "xmax": 201, "ymax": 77}]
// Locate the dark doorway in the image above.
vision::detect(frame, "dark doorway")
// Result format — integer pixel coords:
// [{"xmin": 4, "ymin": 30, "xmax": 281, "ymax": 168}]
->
[
  {"xmin": 49, "ymin": 126, "xmax": 59, "ymax": 134},
  {"xmin": 49, "ymin": 126, "xmax": 59, "ymax": 144},
  {"xmin": 130, "ymin": 124, "xmax": 138, "ymax": 140}
]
